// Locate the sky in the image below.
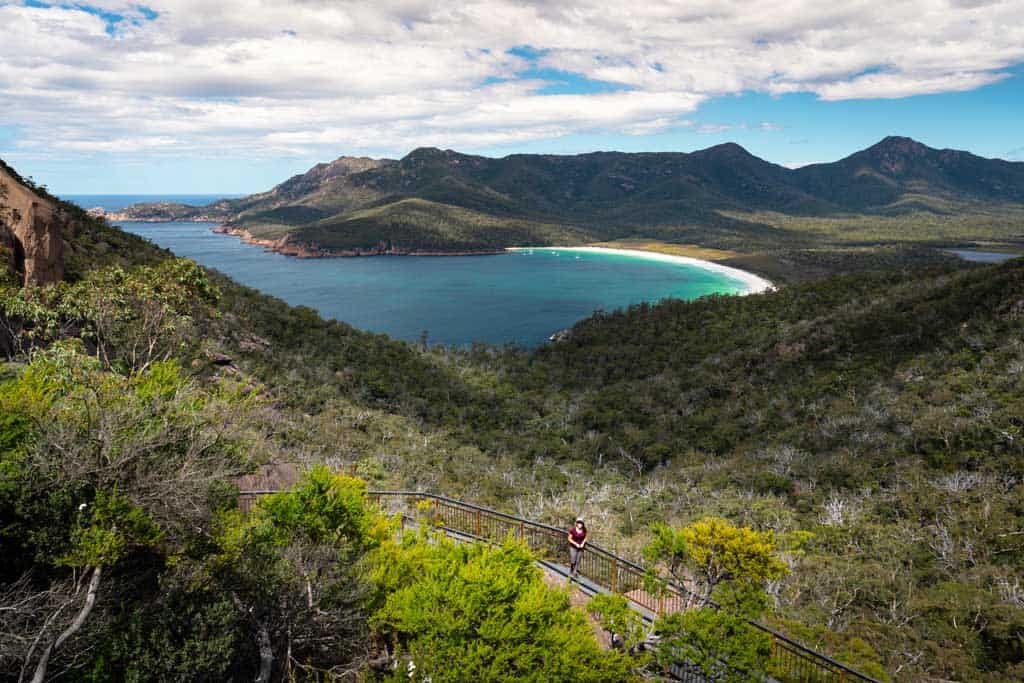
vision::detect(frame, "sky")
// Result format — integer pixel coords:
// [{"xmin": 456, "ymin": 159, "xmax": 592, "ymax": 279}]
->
[{"xmin": 1, "ymin": 0, "xmax": 1022, "ymax": 194}]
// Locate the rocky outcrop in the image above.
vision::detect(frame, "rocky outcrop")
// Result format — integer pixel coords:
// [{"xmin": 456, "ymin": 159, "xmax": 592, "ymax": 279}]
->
[{"xmin": 0, "ymin": 166, "xmax": 66, "ymax": 286}]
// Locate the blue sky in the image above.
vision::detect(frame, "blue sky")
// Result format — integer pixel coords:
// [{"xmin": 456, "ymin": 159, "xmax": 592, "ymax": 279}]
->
[
  {"xmin": 1, "ymin": 1, "xmax": 1022, "ymax": 194},
  {"xmin": 476, "ymin": 68, "xmax": 1024, "ymax": 165}
]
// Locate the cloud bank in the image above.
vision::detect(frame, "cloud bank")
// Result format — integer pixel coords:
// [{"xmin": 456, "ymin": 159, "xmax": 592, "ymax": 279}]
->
[{"xmin": 1, "ymin": 0, "xmax": 1022, "ymax": 161}]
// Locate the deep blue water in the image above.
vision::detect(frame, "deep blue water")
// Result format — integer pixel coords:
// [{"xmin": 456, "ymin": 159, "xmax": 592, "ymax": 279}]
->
[{"xmin": 69, "ymin": 195, "xmax": 749, "ymax": 346}]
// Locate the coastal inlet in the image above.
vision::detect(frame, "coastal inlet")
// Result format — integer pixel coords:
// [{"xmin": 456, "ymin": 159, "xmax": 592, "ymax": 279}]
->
[{"xmin": 116, "ymin": 220, "xmax": 759, "ymax": 347}]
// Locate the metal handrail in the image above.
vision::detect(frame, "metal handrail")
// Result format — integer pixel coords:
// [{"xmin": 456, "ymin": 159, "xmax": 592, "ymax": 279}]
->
[{"xmin": 238, "ymin": 488, "xmax": 880, "ymax": 683}]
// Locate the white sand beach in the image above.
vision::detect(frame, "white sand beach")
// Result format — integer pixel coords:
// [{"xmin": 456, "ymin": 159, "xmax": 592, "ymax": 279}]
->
[{"xmin": 509, "ymin": 246, "xmax": 774, "ymax": 294}]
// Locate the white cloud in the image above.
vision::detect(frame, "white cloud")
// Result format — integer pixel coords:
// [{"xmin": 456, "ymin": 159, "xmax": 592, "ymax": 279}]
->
[
  {"xmin": 622, "ymin": 117, "xmax": 689, "ymax": 136},
  {"xmin": 811, "ymin": 70, "xmax": 1009, "ymax": 100},
  {"xmin": 1, "ymin": 0, "xmax": 1023, "ymax": 163}
]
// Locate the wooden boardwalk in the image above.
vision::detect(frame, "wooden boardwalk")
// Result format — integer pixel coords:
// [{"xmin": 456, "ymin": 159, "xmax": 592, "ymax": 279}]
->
[{"xmin": 239, "ymin": 488, "xmax": 880, "ymax": 683}]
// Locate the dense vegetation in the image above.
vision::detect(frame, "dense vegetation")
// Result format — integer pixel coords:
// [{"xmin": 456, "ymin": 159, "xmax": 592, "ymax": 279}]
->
[
  {"xmin": 294, "ymin": 198, "xmax": 590, "ymax": 253},
  {"xmin": 3, "ymin": 164, "xmax": 1024, "ymax": 680},
  {"xmin": 0, "ymin": 252, "xmax": 634, "ymax": 681},
  {"xmin": 205, "ymin": 253, "xmax": 1024, "ymax": 680}
]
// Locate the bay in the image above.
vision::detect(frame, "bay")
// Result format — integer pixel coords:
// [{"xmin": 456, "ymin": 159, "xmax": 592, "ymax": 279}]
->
[
  {"xmin": 113, "ymin": 221, "xmax": 748, "ymax": 347},
  {"xmin": 64, "ymin": 189, "xmax": 751, "ymax": 346}
]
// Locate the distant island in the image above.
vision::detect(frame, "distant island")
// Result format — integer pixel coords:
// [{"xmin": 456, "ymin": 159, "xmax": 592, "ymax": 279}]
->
[{"xmin": 109, "ymin": 136, "xmax": 1024, "ymax": 280}]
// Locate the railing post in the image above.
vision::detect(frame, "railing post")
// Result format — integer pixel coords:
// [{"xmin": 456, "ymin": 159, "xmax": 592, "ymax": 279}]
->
[
  {"xmin": 610, "ymin": 557, "xmax": 618, "ymax": 593},
  {"xmin": 475, "ymin": 508, "xmax": 482, "ymax": 537}
]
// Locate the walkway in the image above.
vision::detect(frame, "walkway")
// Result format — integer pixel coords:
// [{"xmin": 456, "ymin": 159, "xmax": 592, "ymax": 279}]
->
[{"xmin": 239, "ymin": 488, "xmax": 880, "ymax": 683}]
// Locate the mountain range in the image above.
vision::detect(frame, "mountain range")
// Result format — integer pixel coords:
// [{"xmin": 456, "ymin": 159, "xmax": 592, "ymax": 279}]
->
[{"xmin": 112, "ymin": 137, "xmax": 1024, "ymax": 256}]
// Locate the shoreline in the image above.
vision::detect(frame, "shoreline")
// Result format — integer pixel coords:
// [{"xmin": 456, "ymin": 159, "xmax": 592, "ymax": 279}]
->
[
  {"xmin": 508, "ymin": 246, "xmax": 775, "ymax": 294},
  {"xmin": 118, "ymin": 219, "xmax": 774, "ymax": 288}
]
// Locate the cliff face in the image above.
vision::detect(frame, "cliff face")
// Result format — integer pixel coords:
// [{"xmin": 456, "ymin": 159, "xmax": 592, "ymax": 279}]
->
[{"xmin": 0, "ymin": 166, "xmax": 66, "ymax": 286}]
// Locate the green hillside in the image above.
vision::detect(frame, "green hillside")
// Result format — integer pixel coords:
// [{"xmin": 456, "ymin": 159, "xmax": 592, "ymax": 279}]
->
[
  {"xmin": 4, "ymin": 160, "xmax": 1024, "ymax": 680},
  {"xmin": 116, "ymin": 137, "xmax": 1024, "ymax": 261},
  {"xmin": 290, "ymin": 198, "xmax": 590, "ymax": 252}
]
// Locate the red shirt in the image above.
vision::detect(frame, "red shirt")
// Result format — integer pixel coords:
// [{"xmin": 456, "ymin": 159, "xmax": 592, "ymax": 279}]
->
[{"xmin": 569, "ymin": 527, "xmax": 587, "ymax": 545}]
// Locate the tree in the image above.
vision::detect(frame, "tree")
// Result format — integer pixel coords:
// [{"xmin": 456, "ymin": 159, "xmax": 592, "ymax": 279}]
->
[
  {"xmin": 0, "ymin": 259, "xmax": 218, "ymax": 370},
  {"xmin": 644, "ymin": 517, "xmax": 787, "ymax": 682},
  {"xmin": 65, "ymin": 258, "xmax": 219, "ymax": 374},
  {"xmin": 370, "ymin": 535, "xmax": 635, "ymax": 682},
  {"xmin": 588, "ymin": 593, "xmax": 648, "ymax": 654},
  {"xmin": 645, "ymin": 517, "xmax": 787, "ymax": 603},
  {"xmin": 0, "ymin": 343, "xmax": 256, "ymax": 681},
  {"xmin": 209, "ymin": 466, "xmax": 390, "ymax": 681}
]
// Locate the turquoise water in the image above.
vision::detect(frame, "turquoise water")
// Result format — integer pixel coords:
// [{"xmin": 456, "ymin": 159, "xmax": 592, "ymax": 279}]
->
[{"xmin": 114, "ymin": 220, "xmax": 746, "ymax": 347}]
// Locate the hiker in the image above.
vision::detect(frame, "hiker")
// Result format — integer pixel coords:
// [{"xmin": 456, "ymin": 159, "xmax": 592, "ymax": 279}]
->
[{"xmin": 567, "ymin": 517, "xmax": 587, "ymax": 578}]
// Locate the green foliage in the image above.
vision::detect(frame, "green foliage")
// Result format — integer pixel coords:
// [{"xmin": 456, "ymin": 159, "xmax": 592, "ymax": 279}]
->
[
  {"xmin": 655, "ymin": 607, "xmax": 771, "ymax": 683},
  {"xmin": 206, "ymin": 467, "xmax": 388, "ymax": 679},
  {"xmin": 62, "ymin": 490, "xmax": 163, "ymax": 567},
  {"xmin": 0, "ymin": 284, "xmax": 62, "ymax": 358},
  {"xmin": 1, "ymin": 259, "xmax": 218, "ymax": 372},
  {"xmin": 66, "ymin": 258, "xmax": 219, "ymax": 372},
  {"xmin": 643, "ymin": 522, "xmax": 691, "ymax": 583},
  {"xmin": 95, "ymin": 587, "xmax": 241, "ymax": 683},
  {"xmin": 645, "ymin": 517, "xmax": 787, "ymax": 596},
  {"xmin": 645, "ymin": 519, "xmax": 787, "ymax": 681},
  {"xmin": 588, "ymin": 593, "xmax": 647, "ymax": 653},
  {"xmin": 0, "ymin": 342, "xmax": 255, "ymax": 578},
  {"xmin": 371, "ymin": 536, "xmax": 636, "ymax": 682},
  {"xmin": 256, "ymin": 464, "xmax": 385, "ymax": 549}
]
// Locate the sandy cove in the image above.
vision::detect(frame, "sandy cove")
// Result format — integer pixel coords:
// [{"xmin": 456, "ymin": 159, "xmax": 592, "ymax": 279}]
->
[{"xmin": 508, "ymin": 246, "xmax": 775, "ymax": 295}]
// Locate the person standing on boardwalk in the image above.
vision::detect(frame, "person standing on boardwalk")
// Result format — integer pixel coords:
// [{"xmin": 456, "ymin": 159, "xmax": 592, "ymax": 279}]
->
[{"xmin": 568, "ymin": 517, "xmax": 587, "ymax": 579}]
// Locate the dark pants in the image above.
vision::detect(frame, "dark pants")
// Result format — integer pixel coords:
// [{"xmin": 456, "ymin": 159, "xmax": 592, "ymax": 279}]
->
[{"xmin": 569, "ymin": 546, "xmax": 583, "ymax": 573}]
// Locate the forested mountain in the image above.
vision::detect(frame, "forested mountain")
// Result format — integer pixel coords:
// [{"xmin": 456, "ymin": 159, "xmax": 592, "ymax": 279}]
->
[
  {"xmin": 795, "ymin": 136, "xmax": 1024, "ymax": 208},
  {"xmin": 113, "ymin": 137, "xmax": 1024, "ymax": 256},
  {"xmin": 3, "ymin": 158, "xmax": 1024, "ymax": 680}
]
